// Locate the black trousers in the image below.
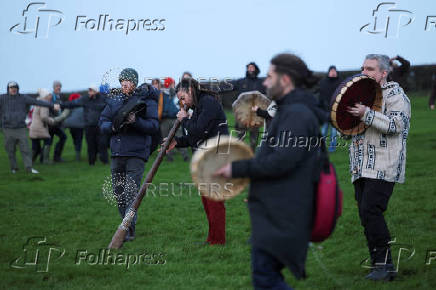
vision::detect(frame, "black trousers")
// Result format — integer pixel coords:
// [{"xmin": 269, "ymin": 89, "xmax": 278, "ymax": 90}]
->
[
  {"xmin": 85, "ymin": 126, "xmax": 108, "ymax": 165},
  {"xmin": 69, "ymin": 128, "xmax": 83, "ymax": 152},
  {"xmin": 48, "ymin": 127, "xmax": 67, "ymax": 161},
  {"xmin": 354, "ymin": 178, "xmax": 395, "ymax": 264},
  {"xmin": 31, "ymin": 138, "xmax": 50, "ymax": 163},
  {"xmin": 251, "ymin": 247, "xmax": 293, "ymax": 290}
]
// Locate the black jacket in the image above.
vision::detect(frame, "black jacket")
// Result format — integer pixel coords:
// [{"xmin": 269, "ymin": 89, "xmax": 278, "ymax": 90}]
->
[
  {"xmin": 232, "ymin": 88, "xmax": 325, "ymax": 279},
  {"xmin": 175, "ymin": 93, "xmax": 228, "ymax": 150},
  {"xmin": 318, "ymin": 76, "xmax": 341, "ymax": 112},
  {"xmin": 99, "ymin": 85, "xmax": 159, "ymax": 161},
  {"xmin": 232, "ymin": 76, "xmax": 266, "ymax": 94},
  {"xmin": 61, "ymin": 93, "xmax": 107, "ymax": 127},
  {"xmin": 388, "ymin": 55, "xmax": 410, "ymax": 91}
]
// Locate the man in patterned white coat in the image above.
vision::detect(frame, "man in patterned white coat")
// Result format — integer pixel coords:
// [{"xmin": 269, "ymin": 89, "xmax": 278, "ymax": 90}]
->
[{"xmin": 348, "ymin": 54, "xmax": 411, "ymax": 281}]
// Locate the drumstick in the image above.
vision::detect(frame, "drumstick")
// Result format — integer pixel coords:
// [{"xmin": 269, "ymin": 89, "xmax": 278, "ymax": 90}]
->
[{"xmin": 108, "ymin": 115, "xmax": 183, "ymax": 249}]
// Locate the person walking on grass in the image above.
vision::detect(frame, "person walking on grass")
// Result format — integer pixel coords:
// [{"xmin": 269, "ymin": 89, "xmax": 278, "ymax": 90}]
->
[
  {"xmin": 29, "ymin": 89, "xmax": 58, "ymax": 164},
  {"xmin": 61, "ymin": 85, "xmax": 108, "ymax": 165},
  {"xmin": 215, "ymin": 53, "xmax": 324, "ymax": 289},
  {"xmin": 0, "ymin": 81, "xmax": 59, "ymax": 173},
  {"xmin": 48, "ymin": 80, "xmax": 67, "ymax": 163},
  {"xmin": 62, "ymin": 93, "xmax": 85, "ymax": 161}
]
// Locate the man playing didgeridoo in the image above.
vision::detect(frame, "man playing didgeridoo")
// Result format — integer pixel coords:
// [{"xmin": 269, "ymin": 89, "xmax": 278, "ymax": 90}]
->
[
  {"xmin": 215, "ymin": 53, "xmax": 326, "ymax": 289},
  {"xmin": 164, "ymin": 78, "xmax": 229, "ymax": 245}
]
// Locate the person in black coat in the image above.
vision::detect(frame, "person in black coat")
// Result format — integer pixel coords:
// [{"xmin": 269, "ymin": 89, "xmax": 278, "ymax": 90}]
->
[
  {"xmin": 165, "ymin": 78, "xmax": 229, "ymax": 245},
  {"xmin": 61, "ymin": 85, "xmax": 108, "ymax": 165},
  {"xmin": 318, "ymin": 65, "xmax": 341, "ymax": 152},
  {"xmin": 99, "ymin": 68, "xmax": 159, "ymax": 242},
  {"xmin": 231, "ymin": 62, "xmax": 266, "ymax": 151},
  {"xmin": 216, "ymin": 53, "xmax": 325, "ymax": 289}
]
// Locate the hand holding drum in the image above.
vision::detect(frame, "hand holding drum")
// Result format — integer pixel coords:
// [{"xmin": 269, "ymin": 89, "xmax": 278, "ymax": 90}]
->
[
  {"xmin": 330, "ymin": 74, "xmax": 382, "ymax": 136},
  {"xmin": 190, "ymin": 136, "xmax": 253, "ymax": 201},
  {"xmin": 232, "ymin": 91, "xmax": 271, "ymax": 128}
]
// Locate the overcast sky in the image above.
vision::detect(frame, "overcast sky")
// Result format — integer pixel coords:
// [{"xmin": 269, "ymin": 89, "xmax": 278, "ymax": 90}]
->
[{"xmin": 1, "ymin": 0, "xmax": 435, "ymax": 93}]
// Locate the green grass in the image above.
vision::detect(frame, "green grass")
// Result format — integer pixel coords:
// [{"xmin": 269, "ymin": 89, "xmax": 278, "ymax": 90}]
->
[{"xmin": 1, "ymin": 95, "xmax": 435, "ymax": 289}]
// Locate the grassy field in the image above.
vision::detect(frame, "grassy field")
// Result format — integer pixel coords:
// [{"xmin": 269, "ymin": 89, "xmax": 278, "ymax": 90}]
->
[{"xmin": 1, "ymin": 94, "xmax": 435, "ymax": 289}]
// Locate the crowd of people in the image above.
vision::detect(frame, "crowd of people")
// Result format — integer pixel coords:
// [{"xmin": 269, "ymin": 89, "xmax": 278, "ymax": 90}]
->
[{"xmin": 0, "ymin": 52, "xmax": 426, "ymax": 288}]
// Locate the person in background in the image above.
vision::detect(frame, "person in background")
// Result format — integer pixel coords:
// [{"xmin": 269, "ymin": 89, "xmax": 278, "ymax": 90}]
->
[
  {"xmin": 154, "ymin": 77, "xmax": 189, "ymax": 162},
  {"xmin": 61, "ymin": 84, "xmax": 108, "ymax": 165},
  {"xmin": 0, "ymin": 81, "xmax": 59, "ymax": 173},
  {"xmin": 231, "ymin": 62, "xmax": 266, "ymax": 152},
  {"xmin": 29, "ymin": 89, "xmax": 57, "ymax": 164},
  {"xmin": 318, "ymin": 65, "xmax": 342, "ymax": 152},
  {"xmin": 388, "ymin": 55, "xmax": 410, "ymax": 92},
  {"xmin": 62, "ymin": 93, "xmax": 85, "ymax": 161},
  {"xmin": 182, "ymin": 71, "xmax": 193, "ymax": 80},
  {"xmin": 165, "ymin": 77, "xmax": 189, "ymax": 161},
  {"xmin": 99, "ymin": 83, "xmax": 111, "ymax": 151},
  {"xmin": 48, "ymin": 80, "xmax": 67, "ymax": 162}
]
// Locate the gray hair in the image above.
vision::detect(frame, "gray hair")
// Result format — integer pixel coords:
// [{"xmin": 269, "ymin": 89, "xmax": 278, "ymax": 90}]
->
[
  {"xmin": 365, "ymin": 54, "xmax": 391, "ymax": 72},
  {"xmin": 53, "ymin": 80, "xmax": 62, "ymax": 88}
]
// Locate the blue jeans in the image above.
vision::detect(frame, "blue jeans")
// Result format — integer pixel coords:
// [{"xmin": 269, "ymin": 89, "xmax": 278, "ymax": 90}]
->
[
  {"xmin": 251, "ymin": 247, "xmax": 293, "ymax": 290},
  {"xmin": 110, "ymin": 157, "xmax": 145, "ymax": 238},
  {"xmin": 321, "ymin": 123, "xmax": 337, "ymax": 150}
]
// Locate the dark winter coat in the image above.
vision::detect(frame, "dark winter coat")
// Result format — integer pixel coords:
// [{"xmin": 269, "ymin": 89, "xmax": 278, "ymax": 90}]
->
[
  {"xmin": 98, "ymin": 85, "xmax": 159, "ymax": 161},
  {"xmin": 318, "ymin": 76, "xmax": 341, "ymax": 112},
  {"xmin": 0, "ymin": 92, "xmax": 53, "ymax": 129},
  {"xmin": 232, "ymin": 76, "xmax": 266, "ymax": 94},
  {"xmin": 61, "ymin": 93, "xmax": 107, "ymax": 127},
  {"xmin": 232, "ymin": 88, "xmax": 325, "ymax": 279},
  {"xmin": 175, "ymin": 93, "xmax": 229, "ymax": 151}
]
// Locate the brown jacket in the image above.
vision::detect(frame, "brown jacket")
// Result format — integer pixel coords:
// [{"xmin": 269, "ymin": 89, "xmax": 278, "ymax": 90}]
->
[{"xmin": 29, "ymin": 105, "xmax": 54, "ymax": 139}]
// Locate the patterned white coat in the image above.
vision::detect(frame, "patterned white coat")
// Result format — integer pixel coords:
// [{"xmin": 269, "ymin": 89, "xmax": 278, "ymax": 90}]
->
[{"xmin": 349, "ymin": 81, "xmax": 411, "ymax": 183}]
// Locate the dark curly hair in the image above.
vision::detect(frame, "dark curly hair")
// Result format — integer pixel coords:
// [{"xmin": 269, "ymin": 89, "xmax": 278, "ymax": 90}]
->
[
  {"xmin": 271, "ymin": 53, "xmax": 318, "ymax": 88},
  {"xmin": 175, "ymin": 78, "xmax": 218, "ymax": 106}
]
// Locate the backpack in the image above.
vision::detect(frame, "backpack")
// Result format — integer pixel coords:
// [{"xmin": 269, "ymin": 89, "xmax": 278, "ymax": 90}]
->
[{"xmin": 310, "ymin": 139, "xmax": 343, "ymax": 242}]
